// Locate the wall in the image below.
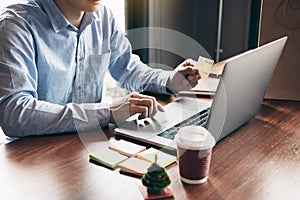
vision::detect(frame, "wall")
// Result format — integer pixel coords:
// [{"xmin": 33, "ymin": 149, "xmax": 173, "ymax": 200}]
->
[
  {"xmin": 260, "ymin": 0, "xmax": 300, "ymax": 100},
  {"xmin": 146, "ymin": 0, "xmax": 256, "ymax": 68}
]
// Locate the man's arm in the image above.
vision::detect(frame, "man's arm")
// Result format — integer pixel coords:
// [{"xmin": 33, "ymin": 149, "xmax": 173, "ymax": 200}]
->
[
  {"xmin": 104, "ymin": 11, "xmax": 172, "ymax": 95},
  {"xmin": 106, "ymin": 13, "xmax": 200, "ymax": 95},
  {"xmin": 0, "ymin": 13, "xmax": 110, "ymax": 137}
]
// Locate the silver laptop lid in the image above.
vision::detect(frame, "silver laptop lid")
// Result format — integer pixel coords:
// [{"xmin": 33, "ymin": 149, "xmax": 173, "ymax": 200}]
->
[{"xmin": 206, "ymin": 36, "xmax": 288, "ymax": 141}]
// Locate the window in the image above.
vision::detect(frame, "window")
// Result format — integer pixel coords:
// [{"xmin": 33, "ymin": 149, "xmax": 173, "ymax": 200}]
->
[{"xmin": 102, "ymin": 0, "xmax": 125, "ymax": 32}]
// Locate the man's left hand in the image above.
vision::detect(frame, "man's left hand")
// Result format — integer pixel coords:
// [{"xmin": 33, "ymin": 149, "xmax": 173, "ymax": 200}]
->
[{"xmin": 167, "ymin": 59, "xmax": 201, "ymax": 93}]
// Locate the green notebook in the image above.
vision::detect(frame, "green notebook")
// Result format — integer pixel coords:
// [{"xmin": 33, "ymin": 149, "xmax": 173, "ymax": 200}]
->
[{"xmin": 89, "ymin": 148, "xmax": 128, "ymax": 169}]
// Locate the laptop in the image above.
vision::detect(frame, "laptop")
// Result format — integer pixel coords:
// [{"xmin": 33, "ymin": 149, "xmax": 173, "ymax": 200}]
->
[
  {"xmin": 177, "ymin": 78, "xmax": 219, "ymax": 97},
  {"xmin": 115, "ymin": 36, "xmax": 288, "ymax": 150}
]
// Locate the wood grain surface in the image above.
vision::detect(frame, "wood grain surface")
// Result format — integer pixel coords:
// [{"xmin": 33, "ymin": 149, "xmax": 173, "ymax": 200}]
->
[{"xmin": 1, "ymin": 100, "xmax": 299, "ymax": 200}]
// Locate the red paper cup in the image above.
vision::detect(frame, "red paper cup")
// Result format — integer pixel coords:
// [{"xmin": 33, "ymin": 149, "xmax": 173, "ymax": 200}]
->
[{"xmin": 175, "ymin": 126, "xmax": 215, "ymax": 184}]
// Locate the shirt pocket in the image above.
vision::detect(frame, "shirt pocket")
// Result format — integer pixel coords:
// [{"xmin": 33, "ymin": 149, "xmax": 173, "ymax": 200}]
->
[
  {"xmin": 91, "ymin": 49, "xmax": 111, "ymax": 66},
  {"xmin": 82, "ymin": 50, "xmax": 112, "ymax": 102},
  {"xmin": 86, "ymin": 50, "xmax": 111, "ymax": 79}
]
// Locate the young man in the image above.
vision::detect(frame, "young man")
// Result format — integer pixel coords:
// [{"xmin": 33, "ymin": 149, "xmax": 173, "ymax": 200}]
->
[{"xmin": 0, "ymin": 0, "xmax": 200, "ymax": 137}]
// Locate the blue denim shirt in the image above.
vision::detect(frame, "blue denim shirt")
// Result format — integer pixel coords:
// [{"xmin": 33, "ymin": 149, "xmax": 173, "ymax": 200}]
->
[{"xmin": 0, "ymin": 0, "xmax": 171, "ymax": 137}]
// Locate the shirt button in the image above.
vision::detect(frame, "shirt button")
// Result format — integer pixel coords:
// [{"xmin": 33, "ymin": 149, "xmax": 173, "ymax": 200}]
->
[{"xmin": 77, "ymin": 86, "xmax": 82, "ymax": 90}]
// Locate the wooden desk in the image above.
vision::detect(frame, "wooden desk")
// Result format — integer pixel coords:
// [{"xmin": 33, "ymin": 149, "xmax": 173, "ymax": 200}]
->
[{"xmin": 1, "ymin": 100, "xmax": 300, "ymax": 199}]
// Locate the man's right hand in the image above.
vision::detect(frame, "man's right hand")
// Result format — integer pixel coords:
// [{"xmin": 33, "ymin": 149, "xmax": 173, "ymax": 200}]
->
[{"xmin": 109, "ymin": 92, "xmax": 165, "ymax": 124}]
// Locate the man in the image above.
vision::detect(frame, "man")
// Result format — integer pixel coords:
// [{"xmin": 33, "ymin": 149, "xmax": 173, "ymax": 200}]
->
[{"xmin": 0, "ymin": 0, "xmax": 200, "ymax": 137}]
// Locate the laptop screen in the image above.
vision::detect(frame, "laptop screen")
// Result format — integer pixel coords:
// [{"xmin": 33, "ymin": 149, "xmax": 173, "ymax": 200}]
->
[{"xmin": 206, "ymin": 36, "xmax": 287, "ymax": 141}]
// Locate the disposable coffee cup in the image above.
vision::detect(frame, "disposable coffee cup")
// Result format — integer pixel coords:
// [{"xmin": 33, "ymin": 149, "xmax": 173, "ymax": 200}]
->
[{"xmin": 175, "ymin": 126, "xmax": 216, "ymax": 184}]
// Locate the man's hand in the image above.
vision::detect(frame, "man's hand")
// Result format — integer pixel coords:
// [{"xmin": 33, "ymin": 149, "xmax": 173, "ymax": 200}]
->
[
  {"xmin": 167, "ymin": 59, "xmax": 201, "ymax": 93},
  {"xmin": 109, "ymin": 92, "xmax": 165, "ymax": 124}
]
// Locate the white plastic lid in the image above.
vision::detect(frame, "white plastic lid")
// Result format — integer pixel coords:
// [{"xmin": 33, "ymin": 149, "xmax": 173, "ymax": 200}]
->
[{"xmin": 175, "ymin": 126, "xmax": 216, "ymax": 150}]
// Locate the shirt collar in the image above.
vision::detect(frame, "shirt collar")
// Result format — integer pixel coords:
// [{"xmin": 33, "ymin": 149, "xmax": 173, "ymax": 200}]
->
[
  {"xmin": 40, "ymin": 0, "xmax": 94, "ymax": 32},
  {"xmin": 80, "ymin": 12, "xmax": 93, "ymax": 31}
]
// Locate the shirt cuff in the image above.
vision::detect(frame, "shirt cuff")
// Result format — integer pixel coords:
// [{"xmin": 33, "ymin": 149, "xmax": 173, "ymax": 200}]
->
[
  {"xmin": 81, "ymin": 103, "xmax": 110, "ymax": 127},
  {"xmin": 156, "ymin": 70, "xmax": 174, "ymax": 94}
]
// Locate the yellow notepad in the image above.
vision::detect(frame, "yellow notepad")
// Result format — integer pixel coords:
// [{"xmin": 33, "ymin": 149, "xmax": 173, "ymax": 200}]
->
[
  {"xmin": 89, "ymin": 148, "xmax": 128, "ymax": 169},
  {"xmin": 109, "ymin": 139, "xmax": 147, "ymax": 157},
  {"xmin": 118, "ymin": 157, "xmax": 151, "ymax": 177},
  {"xmin": 137, "ymin": 148, "xmax": 177, "ymax": 168}
]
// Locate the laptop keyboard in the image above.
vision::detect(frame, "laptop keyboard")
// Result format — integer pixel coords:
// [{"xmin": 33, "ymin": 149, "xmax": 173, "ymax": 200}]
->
[{"xmin": 157, "ymin": 107, "xmax": 210, "ymax": 140}]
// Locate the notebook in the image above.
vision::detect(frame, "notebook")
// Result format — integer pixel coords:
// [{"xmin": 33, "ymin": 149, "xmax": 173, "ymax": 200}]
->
[
  {"xmin": 108, "ymin": 139, "xmax": 147, "ymax": 157},
  {"xmin": 136, "ymin": 147, "xmax": 176, "ymax": 168},
  {"xmin": 118, "ymin": 157, "xmax": 151, "ymax": 177},
  {"xmin": 115, "ymin": 36, "xmax": 288, "ymax": 150},
  {"xmin": 89, "ymin": 148, "xmax": 128, "ymax": 169}
]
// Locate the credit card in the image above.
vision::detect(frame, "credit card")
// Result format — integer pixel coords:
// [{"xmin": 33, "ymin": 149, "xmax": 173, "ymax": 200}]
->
[{"xmin": 196, "ymin": 56, "xmax": 214, "ymax": 78}]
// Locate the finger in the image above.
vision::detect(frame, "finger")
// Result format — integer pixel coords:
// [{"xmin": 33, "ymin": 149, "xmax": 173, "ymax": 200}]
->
[
  {"xmin": 179, "ymin": 66, "xmax": 199, "ymax": 76},
  {"xmin": 182, "ymin": 59, "xmax": 196, "ymax": 67},
  {"xmin": 130, "ymin": 92, "xmax": 156, "ymax": 100},
  {"xmin": 130, "ymin": 98, "xmax": 154, "ymax": 116},
  {"xmin": 131, "ymin": 93, "xmax": 157, "ymax": 115},
  {"xmin": 157, "ymin": 102, "xmax": 165, "ymax": 112},
  {"xmin": 190, "ymin": 79, "xmax": 199, "ymax": 88},
  {"xmin": 187, "ymin": 73, "xmax": 201, "ymax": 81},
  {"xmin": 135, "ymin": 96, "xmax": 165, "ymax": 115},
  {"xmin": 129, "ymin": 105, "xmax": 149, "ymax": 120},
  {"xmin": 183, "ymin": 61, "xmax": 194, "ymax": 67},
  {"xmin": 129, "ymin": 92, "xmax": 165, "ymax": 115},
  {"xmin": 185, "ymin": 78, "xmax": 198, "ymax": 88},
  {"xmin": 130, "ymin": 93, "xmax": 159, "ymax": 116}
]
